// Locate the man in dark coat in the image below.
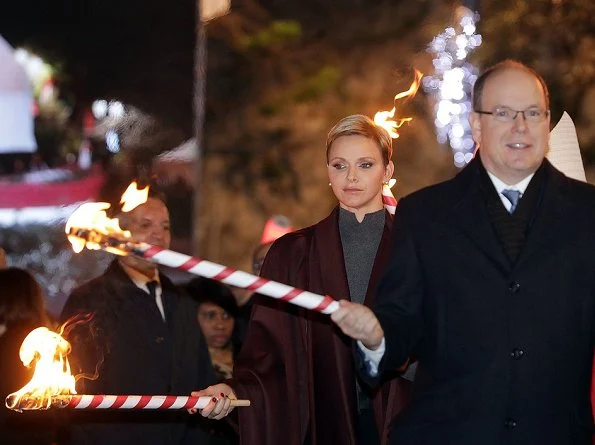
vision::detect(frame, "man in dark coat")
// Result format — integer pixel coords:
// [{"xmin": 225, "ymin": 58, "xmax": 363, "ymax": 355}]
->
[
  {"xmin": 61, "ymin": 192, "xmax": 215, "ymax": 445},
  {"xmin": 333, "ymin": 60, "xmax": 595, "ymax": 445}
]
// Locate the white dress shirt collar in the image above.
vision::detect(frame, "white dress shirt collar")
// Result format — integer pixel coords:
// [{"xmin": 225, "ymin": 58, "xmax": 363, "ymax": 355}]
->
[
  {"xmin": 486, "ymin": 171, "xmax": 534, "ymax": 212},
  {"xmin": 119, "ymin": 262, "xmax": 165, "ymax": 320}
]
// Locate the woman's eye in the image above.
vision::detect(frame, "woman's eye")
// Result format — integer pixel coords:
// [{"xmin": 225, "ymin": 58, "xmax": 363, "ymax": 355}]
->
[
  {"xmin": 360, "ymin": 162, "xmax": 372, "ymax": 168},
  {"xmin": 332, "ymin": 163, "xmax": 345, "ymax": 170}
]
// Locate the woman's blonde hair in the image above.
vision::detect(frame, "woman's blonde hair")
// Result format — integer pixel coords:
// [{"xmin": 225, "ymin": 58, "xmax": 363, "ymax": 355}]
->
[{"xmin": 326, "ymin": 114, "xmax": 393, "ymax": 165}]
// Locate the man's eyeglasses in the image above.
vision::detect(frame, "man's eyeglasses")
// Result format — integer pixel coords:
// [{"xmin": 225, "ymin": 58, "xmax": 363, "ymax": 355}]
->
[{"xmin": 474, "ymin": 106, "xmax": 550, "ymax": 123}]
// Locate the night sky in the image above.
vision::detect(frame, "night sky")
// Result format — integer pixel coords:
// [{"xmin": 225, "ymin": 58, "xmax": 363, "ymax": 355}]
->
[{"xmin": 0, "ymin": 0, "xmax": 197, "ymax": 133}]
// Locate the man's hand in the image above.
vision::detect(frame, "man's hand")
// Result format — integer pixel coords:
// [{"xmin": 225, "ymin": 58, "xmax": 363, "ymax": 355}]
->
[
  {"xmin": 331, "ymin": 300, "xmax": 384, "ymax": 350},
  {"xmin": 188, "ymin": 383, "xmax": 236, "ymax": 420}
]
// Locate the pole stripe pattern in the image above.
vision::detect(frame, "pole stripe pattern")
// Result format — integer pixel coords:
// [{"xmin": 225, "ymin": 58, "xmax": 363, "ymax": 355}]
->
[{"xmin": 139, "ymin": 245, "xmax": 340, "ymax": 314}]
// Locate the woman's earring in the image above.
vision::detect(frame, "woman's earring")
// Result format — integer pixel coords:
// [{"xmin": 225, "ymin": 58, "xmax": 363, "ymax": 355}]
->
[{"xmin": 328, "ymin": 182, "xmax": 332, "ymax": 186}]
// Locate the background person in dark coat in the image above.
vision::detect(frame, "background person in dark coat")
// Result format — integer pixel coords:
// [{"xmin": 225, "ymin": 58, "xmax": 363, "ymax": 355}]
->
[
  {"xmin": 61, "ymin": 189, "xmax": 215, "ymax": 445},
  {"xmin": 332, "ymin": 60, "xmax": 595, "ymax": 445}
]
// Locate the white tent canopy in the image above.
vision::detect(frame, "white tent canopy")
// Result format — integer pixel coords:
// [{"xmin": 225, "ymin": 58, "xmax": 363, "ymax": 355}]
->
[{"xmin": 0, "ymin": 35, "xmax": 37, "ymax": 153}]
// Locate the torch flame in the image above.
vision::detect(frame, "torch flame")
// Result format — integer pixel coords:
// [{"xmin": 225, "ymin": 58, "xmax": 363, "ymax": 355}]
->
[
  {"xmin": 65, "ymin": 181, "xmax": 150, "ymax": 255},
  {"xmin": 65, "ymin": 202, "xmax": 131, "ymax": 254},
  {"xmin": 5, "ymin": 327, "xmax": 76, "ymax": 411},
  {"xmin": 120, "ymin": 181, "xmax": 149, "ymax": 213},
  {"xmin": 374, "ymin": 69, "xmax": 423, "ymax": 139}
]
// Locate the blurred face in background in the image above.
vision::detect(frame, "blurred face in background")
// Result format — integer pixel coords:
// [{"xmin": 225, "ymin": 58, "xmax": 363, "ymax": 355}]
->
[
  {"xmin": 119, "ymin": 197, "xmax": 171, "ymax": 276},
  {"xmin": 328, "ymin": 135, "xmax": 393, "ymax": 221},
  {"xmin": 197, "ymin": 302, "xmax": 234, "ymax": 349}
]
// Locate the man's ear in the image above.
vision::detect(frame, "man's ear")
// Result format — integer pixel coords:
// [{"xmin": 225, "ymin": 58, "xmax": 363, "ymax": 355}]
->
[{"xmin": 470, "ymin": 112, "xmax": 482, "ymax": 146}]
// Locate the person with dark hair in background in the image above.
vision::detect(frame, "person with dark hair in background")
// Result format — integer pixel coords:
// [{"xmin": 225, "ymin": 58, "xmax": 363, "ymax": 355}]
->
[
  {"xmin": 61, "ymin": 187, "xmax": 215, "ymax": 445},
  {"xmin": 0, "ymin": 268, "xmax": 55, "ymax": 445},
  {"xmin": 194, "ymin": 114, "xmax": 413, "ymax": 445},
  {"xmin": 186, "ymin": 277, "xmax": 241, "ymax": 381},
  {"xmin": 186, "ymin": 277, "xmax": 240, "ymax": 445}
]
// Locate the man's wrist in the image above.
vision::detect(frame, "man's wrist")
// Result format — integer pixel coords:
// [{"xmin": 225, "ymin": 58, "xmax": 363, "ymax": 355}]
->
[{"xmin": 362, "ymin": 326, "xmax": 384, "ymax": 350}]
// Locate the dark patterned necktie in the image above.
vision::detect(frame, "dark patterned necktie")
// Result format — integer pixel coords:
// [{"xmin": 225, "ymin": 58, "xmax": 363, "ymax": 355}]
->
[
  {"xmin": 146, "ymin": 280, "xmax": 164, "ymax": 320},
  {"xmin": 146, "ymin": 280, "xmax": 158, "ymax": 301},
  {"xmin": 502, "ymin": 189, "xmax": 521, "ymax": 214}
]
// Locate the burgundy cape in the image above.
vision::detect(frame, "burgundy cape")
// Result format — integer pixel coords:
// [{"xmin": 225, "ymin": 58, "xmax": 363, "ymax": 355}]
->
[{"xmin": 233, "ymin": 207, "xmax": 412, "ymax": 445}]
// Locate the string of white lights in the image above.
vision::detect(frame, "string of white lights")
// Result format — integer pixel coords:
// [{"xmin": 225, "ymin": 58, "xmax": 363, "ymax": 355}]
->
[{"xmin": 423, "ymin": 6, "xmax": 482, "ymax": 167}]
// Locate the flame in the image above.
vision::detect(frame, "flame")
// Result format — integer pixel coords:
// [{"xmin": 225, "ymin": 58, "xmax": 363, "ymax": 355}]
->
[
  {"xmin": 374, "ymin": 69, "xmax": 423, "ymax": 138},
  {"xmin": 120, "ymin": 181, "xmax": 149, "ymax": 213},
  {"xmin": 65, "ymin": 202, "xmax": 131, "ymax": 254},
  {"xmin": 5, "ymin": 327, "xmax": 76, "ymax": 411},
  {"xmin": 65, "ymin": 180, "xmax": 148, "ymax": 255}
]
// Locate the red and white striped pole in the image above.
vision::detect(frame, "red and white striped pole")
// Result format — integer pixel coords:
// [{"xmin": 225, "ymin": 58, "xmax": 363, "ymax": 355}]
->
[
  {"xmin": 59, "ymin": 394, "xmax": 249, "ymax": 410},
  {"xmin": 132, "ymin": 243, "xmax": 340, "ymax": 314},
  {"xmin": 382, "ymin": 179, "xmax": 397, "ymax": 215}
]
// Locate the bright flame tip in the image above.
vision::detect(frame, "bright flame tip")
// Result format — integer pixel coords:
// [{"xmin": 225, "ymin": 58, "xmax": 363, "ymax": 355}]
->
[
  {"xmin": 120, "ymin": 181, "xmax": 149, "ymax": 213},
  {"xmin": 374, "ymin": 69, "xmax": 423, "ymax": 139}
]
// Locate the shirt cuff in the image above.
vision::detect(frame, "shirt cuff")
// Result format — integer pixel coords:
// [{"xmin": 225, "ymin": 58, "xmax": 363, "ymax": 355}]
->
[{"xmin": 357, "ymin": 337, "xmax": 385, "ymax": 377}]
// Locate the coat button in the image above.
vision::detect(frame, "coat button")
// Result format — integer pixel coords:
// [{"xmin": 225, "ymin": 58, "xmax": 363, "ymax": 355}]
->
[
  {"xmin": 510, "ymin": 348, "xmax": 524, "ymax": 360},
  {"xmin": 504, "ymin": 418, "xmax": 518, "ymax": 429},
  {"xmin": 156, "ymin": 336, "xmax": 164, "ymax": 344},
  {"xmin": 508, "ymin": 282, "xmax": 521, "ymax": 293}
]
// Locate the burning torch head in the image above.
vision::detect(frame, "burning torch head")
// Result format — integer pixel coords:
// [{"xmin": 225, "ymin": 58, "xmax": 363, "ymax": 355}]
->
[
  {"xmin": 373, "ymin": 69, "xmax": 423, "ymax": 140},
  {"xmin": 65, "ymin": 202, "xmax": 132, "ymax": 255},
  {"xmin": 65, "ymin": 181, "xmax": 169, "ymax": 262},
  {"xmin": 19, "ymin": 327, "xmax": 71, "ymax": 368},
  {"xmin": 5, "ymin": 326, "xmax": 77, "ymax": 411}
]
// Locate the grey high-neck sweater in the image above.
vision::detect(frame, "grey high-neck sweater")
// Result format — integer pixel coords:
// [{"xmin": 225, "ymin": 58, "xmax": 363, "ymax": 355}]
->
[
  {"xmin": 338, "ymin": 207, "xmax": 385, "ymax": 305},
  {"xmin": 339, "ymin": 207, "xmax": 386, "ymax": 414}
]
